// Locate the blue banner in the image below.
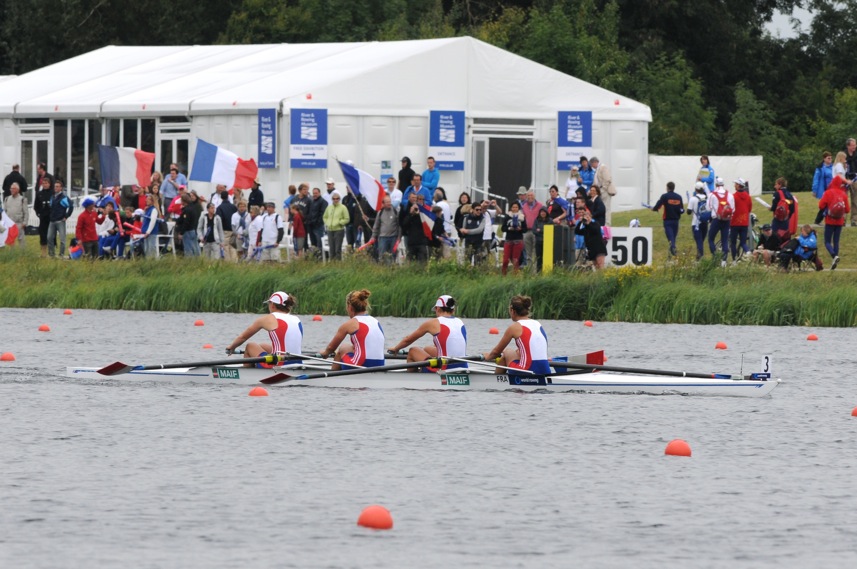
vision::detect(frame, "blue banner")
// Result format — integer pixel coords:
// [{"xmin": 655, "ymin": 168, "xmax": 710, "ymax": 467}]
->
[
  {"xmin": 557, "ymin": 111, "xmax": 592, "ymax": 170},
  {"xmin": 258, "ymin": 108, "xmax": 277, "ymax": 169},
  {"xmin": 428, "ymin": 110, "xmax": 465, "ymax": 170},
  {"xmin": 290, "ymin": 108, "xmax": 328, "ymax": 168}
]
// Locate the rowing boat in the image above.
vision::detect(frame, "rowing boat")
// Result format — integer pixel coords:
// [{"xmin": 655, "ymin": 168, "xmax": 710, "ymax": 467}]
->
[{"xmin": 64, "ymin": 365, "xmax": 780, "ymax": 397}]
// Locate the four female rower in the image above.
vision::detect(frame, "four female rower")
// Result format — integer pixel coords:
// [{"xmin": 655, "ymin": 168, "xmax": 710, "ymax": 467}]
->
[
  {"xmin": 226, "ymin": 291, "xmax": 303, "ymax": 367},
  {"xmin": 320, "ymin": 289, "xmax": 386, "ymax": 371},
  {"xmin": 485, "ymin": 294, "xmax": 551, "ymax": 375},
  {"xmin": 227, "ymin": 290, "xmax": 550, "ymax": 377},
  {"xmin": 387, "ymin": 294, "xmax": 468, "ymax": 372}
]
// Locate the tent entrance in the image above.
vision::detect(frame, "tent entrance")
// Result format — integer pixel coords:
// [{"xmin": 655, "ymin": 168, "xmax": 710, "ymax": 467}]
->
[{"xmin": 470, "ymin": 133, "xmax": 533, "ymax": 208}]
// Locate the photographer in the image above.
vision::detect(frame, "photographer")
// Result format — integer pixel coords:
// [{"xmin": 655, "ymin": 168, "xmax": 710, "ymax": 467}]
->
[
  {"xmin": 574, "ymin": 208, "xmax": 607, "ymax": 269},
  {"xmin": 460, "ymin": 202, "xmax": 487, "ymax": 265},
  {"xmin": 400, "ymin": 194, "xmax": 429, "ymax": 263}
]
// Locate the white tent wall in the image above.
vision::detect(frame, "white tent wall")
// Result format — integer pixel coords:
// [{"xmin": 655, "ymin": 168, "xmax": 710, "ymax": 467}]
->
[
  {"xmin": 1, "ymin": 119, "xmax": 16, "ymax": 175},
  {"xmin": 648, "ymin": 156, "xmax": 764, "ymax": 204},
  {"xmin": 540, "ymin": 118, "xmax": 649, "ymax": 210}
]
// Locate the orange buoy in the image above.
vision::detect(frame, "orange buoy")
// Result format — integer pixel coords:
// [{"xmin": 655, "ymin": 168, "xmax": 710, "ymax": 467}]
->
[
  {"xmin": 715, "ymin": 341, "xmax": 727, "ymax": 350},
  {"xmin": 584, "ymin": 320, "xmax": 593, "ymax": 327},
  {"xmin": 807, "ymin": 334, "xmax": 818, "ymax": 341},
  {"xmin": 488, "ymin": 327, "xmax": 499, "ymax": 334},
  {"xmin": 248, "ymin": 387, "xmax": 269, "ymax": 397},
  {"xmin": 0, "ymin": 352, "xmax": 15, "ymax": 362},
  {"xmin": 665, "ymin": 439, "xmax": 692, "ymax": 457},
  {"xmin": 194, "ymin": 319, "xmax": 204, "ymax": 326},
  {"xmin": 852, "ymin": 406, "xmax": 857, "ymax": 417},
  {"xmin": 38, "ymin": 324, "xmax": 50, "ymax": 332},
  {"xmin": 202, "ymin": 344, "xmax": 213, "ymax": 349},
  {"xmin": 312, "ymin": 315, "xmax": 322, "ymax": 321},
  {"xmin": 357, "ymin": 505, "xmax": 393, "ymax": 530},
  {"xmin": 63, "ymin": 309, "xmax": 72, "ymax": 315}
]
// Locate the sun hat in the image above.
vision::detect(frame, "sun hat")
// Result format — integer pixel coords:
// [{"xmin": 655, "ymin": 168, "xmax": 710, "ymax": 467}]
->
[
  {"xmin": 517, "ymin": 186, "xmax": 527, "ymax": 195},
  {"xmin": 435, "ymin": 295, "xmax": 455, "ymax": 309},
  {"xmin": 734, "ymin": 178, "xmax": 747, "ymax": 188},
  {"xmin": 325, "ymin": 178, "xmax": 335, "ymax": 184},
  {"xmin": 265, "ymin": 291, "xmax": 289, "ymax": 305}
]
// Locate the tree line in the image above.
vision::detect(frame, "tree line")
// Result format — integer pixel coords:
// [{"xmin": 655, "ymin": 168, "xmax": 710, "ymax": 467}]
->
[{"xmin": 1, "ymin": 0, "xmax": 855, "ymax": 192}]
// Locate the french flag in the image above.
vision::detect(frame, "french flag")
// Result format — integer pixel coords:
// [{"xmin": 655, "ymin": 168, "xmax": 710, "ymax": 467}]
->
[
  {"xmin": 98, "ymin": 145, "xmax": 155, "ymax": 188},
  {"xmin": 418, "ymin": 204, "xmax": 437, "ymax": 241},
  {"xmin": 189, "ymin": 139, "xmax": 258, "ymax": 189},
  {"xmin": 337, "ymin": 160, "xmax": 384, "ymax": 211}
]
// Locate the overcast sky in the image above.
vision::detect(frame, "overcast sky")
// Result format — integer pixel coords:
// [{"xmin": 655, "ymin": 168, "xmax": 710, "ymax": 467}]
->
[{"xmin": 766, "ymin": 7, "xmax": 814, "ymax": 38}]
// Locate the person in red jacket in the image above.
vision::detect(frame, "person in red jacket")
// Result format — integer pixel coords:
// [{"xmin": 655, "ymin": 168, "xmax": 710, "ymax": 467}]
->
[
  {"xmin": 818, "ymin": 175, "xmax": 850, "ymax": 270},
  {"xmin": 729, "ymin": 178, "xmax": 753, "ymax": 262},
  {"xmin": 75, "ymin": 198, "xmax": 100, "ymax": 259}
]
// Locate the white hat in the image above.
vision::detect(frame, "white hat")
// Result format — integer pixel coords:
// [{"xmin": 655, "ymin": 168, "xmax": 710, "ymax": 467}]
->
[
  {"xmin": 734, "ymin": 177, "xmax": 747, "ymax": 187},
  {"xmin": 265, "ymin": 291, "xmax": 289, "ymax": 305},
  {"xmin": 133, "ymin": 208, "xmax": 144, "ymax": 216},
  {"xmin": 435, "ymin": 295, "xmax": 455, "ymax": 309},
  {"xmin": 325, "ymin": 178, "xmax": 335, "ymax": 184},
  {"xmin": 715, "ymin": 177, "xmax": 724, "ymax": 186},
  {"xmin": 694, "ymin": 181, "xmax": 705, "ymax": 190}
]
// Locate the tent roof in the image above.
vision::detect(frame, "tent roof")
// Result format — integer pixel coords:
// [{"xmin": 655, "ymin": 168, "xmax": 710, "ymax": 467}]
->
[{"xmin": 0, "ymin": 37, "xmax": 651, "ymax": 122}]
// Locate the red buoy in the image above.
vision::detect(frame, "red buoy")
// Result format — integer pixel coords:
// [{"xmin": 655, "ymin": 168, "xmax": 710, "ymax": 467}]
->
[
  {"xmin": 357, "ymin": 505, "xmax": 393, "ymax": 530},
  {"xmin": 665, "ymin": 439, "xmax": 692, "ymax": 457}
]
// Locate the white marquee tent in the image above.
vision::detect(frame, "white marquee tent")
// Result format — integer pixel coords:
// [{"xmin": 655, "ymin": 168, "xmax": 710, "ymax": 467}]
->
[{"xmin": 0, "ymin": 37, "xmax": 651, "ymax": 208}]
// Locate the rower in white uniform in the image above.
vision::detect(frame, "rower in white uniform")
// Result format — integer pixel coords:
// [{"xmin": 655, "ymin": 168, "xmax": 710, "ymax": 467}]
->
[
  {"xmin": 387, "ymin": 294, "xmax": 468, "ymax": 372},
  {"xmin": 320, "ymin": 289, "xmax": 386, "ymax": 371},
  {"xmin": 225, "ymin": 291, "xmax": 303, "ymax": 367}
]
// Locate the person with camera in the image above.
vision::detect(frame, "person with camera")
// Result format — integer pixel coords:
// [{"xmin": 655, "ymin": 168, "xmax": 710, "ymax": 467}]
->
[
  {"xmin": 400, "ymin": 193, "xmax": 430, "ymax": 263},
  {"xmin": 460, "ymin": 201, "xmax": 487, "ymax": 265},
  {"xmin": 574, "ymin": 207, "xmax": 607, "ymax": 269}
]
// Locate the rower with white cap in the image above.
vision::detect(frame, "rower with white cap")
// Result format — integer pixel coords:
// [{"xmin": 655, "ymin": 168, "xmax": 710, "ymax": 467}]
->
[
  {"xmin": 387, "ymin": 294, "xmax": 468, "ymax": 372},
  {"xmin": 225, "ymin": 291, "xmax": 303, "ymax": 367}
]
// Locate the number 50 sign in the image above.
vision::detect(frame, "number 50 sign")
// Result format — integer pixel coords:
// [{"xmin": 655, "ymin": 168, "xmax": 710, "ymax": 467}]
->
[{"xmin": 607, "ymin": 227, "xmax": 652, "ymax": 266}]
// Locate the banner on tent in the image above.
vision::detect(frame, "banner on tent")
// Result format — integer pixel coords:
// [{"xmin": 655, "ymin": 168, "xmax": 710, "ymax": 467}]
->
[
  {"xmin": 290, "ymin": 108, "xmax": 328, "ymax": 168},
  {"xmin": 258, "ymin": 109, "xmax": 277, "ymax": 169},
  {"xmin": 428, "ymin": 110, "xmax": 465, "ymax": 170},
  {"xmin": 557, "ymin": 111, "xmax": 592, "ymax": 170}
]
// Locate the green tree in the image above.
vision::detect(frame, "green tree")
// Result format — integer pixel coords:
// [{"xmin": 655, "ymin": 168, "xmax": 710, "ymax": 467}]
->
[
  {"xmin": 631, "ymin": 53, "xmax": 716, "ymax": 155},
  {"xmin": 725, "ymin": 83, "xmax": 788, "ymax": 188}
]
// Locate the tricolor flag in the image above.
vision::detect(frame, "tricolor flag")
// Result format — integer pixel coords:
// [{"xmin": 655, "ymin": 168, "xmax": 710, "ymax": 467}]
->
[
  {"xmin": 418, "ymin": 204, "xmax": 436, "ymax": 240},
  {"xmin": 98, "ymin": 145, "xmax": 155, "ymax": 188},
  {"xmin": 190, "ymin": 139, "xmax": 258, "ymax": 189},
  {"xmin": 337, "ymin": 160, "xmax": 384, "ymax": 211}
]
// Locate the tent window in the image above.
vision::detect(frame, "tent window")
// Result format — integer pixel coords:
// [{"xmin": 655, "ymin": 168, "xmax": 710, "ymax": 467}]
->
[
  {"xmin": 53, "ymin": 120, "xmax": 68, "ymax": 185},
  {"xmin": 71, "ymin": 119, "xmax": 86, "ymax": 193}
]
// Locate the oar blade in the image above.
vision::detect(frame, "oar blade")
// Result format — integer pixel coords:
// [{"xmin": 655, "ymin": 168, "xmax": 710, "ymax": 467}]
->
[
  {"xmin": 259, "ymin": 372, "xmax": 296, "ymax": 385},
  {"xmin": 97, "ymin": 362, "xmax": 135, "ymax": 376}
]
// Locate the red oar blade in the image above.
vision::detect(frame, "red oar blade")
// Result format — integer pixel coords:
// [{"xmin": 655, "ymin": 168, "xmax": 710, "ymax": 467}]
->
[
  {"xmin": 259, "ymin": 372, "xmax": 296, "ymax": 385},
  {"xmin": 97, "ymin": 362, "xmax": 135, "ymax": 376}
]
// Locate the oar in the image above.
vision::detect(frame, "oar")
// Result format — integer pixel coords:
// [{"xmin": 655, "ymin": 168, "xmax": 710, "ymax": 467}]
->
[
  {"xmin": 282, "ymin": 352, "xmax": 354, "ymax": 367},
  {"xmin": 97, "ymin": 354, "xmax": 283, "ymax": 376},
  {"xmin": 445, "ymin": 356, "xmax": 535, "ymax": 374},
  {"xmin": 260, "ymin": 358, "xmax": 448, "ymax": 385},
  {"xmin": 548, "ymin": 360, "xmax": 739, "ymax": 380}
]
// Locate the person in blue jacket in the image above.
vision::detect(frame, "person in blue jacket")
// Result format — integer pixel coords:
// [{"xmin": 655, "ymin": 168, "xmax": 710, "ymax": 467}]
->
[
  {"xmin": 47, "ymin": 180, "xmax": 73, "ymax": 258},
  {"xmin": 652, "ymin": 181, "xmax": 684, "ymax": 256},
  {"xmin": 812, "ymin": 152, "xmax": 833, "ymax": 199},
  {"xmin": 697, "ymin": 155, "xmax": 716, "ymax": 193},
  {"xmin": 578, "ymin": 156, "xmax": 595, "ymax": 192}
]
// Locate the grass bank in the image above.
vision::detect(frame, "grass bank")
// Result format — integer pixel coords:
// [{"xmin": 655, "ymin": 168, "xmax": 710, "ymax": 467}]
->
[{"xmin": 1, "ymin": 242, "xmax": 855, "ymax": 326}]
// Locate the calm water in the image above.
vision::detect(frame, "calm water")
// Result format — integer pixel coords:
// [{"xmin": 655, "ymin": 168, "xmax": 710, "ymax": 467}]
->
[{"xmin": 1, "ymin": 308, "xmax": 855, "ymax": 568}]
